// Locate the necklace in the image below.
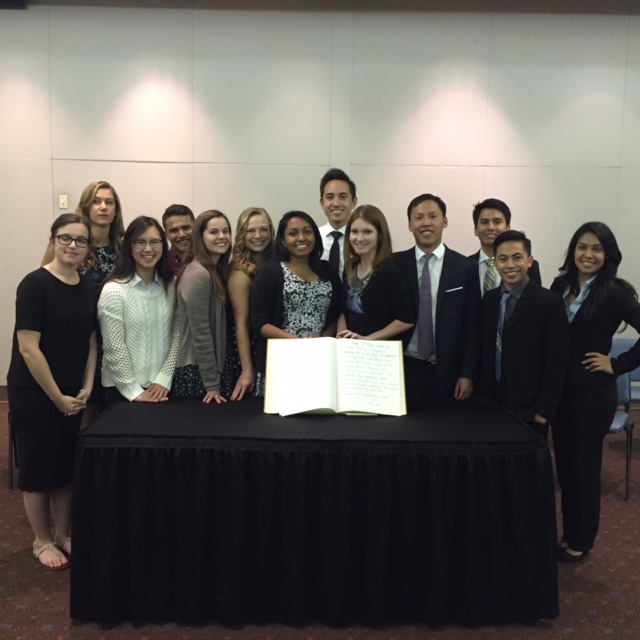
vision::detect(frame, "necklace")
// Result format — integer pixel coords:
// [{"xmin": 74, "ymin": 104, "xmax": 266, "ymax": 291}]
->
[{"xmin": 350, "ymin": 265, "xmax": 373, "ymax": 293}]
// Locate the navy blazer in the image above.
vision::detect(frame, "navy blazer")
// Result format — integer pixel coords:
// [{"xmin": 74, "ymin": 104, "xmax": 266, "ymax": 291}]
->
[
  {"xmin": 480, "ymin": 281, "xmax": 569, "ymax": 422},
  {"xmin": 393, "ymin": 246, "xmax": 481, "ymax": 397},
  {"xmin": 468, "ymin": 250, "xmax": 542, "ymax": 287}
]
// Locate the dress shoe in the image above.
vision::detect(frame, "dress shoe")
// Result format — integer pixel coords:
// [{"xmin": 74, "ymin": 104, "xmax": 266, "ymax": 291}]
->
[{"xmin": 558, "ymin": 547, "xmax": 589, "ymax": 563}]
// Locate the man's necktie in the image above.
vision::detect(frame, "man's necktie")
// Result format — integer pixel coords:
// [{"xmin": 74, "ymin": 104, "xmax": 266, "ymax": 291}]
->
[
  {"xmin": 483, "ymin": 257, "xmax": 497, "ymax": 295},
  {"xmin": 418, "ymin": 253, "xmax": 434, "ymax": 360},
  {"xmin": 328, "ymin": 231, "xmax": 342, "ymax": 272},
  {"xmin": 495, "ymin": 291, "xmax": 511, "ymax": 380}
]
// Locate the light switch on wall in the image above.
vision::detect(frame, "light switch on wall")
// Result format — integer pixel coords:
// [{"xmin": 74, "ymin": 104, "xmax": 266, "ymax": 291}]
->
[{"xmin": 59, "ymin": 194, "xmax": 68, "ymax": 209}]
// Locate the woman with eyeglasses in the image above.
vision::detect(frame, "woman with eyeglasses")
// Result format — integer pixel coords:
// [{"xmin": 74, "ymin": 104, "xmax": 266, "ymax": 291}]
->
[
  {"xmin": 174, "ymin": 210, "xmax": 231, "ymax": 404},
  {"xmin": 8, "ymin": 214, "xmax": 97, "ymax": 569},
  {"xmin": 98, "ymin": 216, "xmax": 179, "ymax": 405},
  {"xmin": 42, "ymin": 182, "xmax": 126, "ymax": 425}
]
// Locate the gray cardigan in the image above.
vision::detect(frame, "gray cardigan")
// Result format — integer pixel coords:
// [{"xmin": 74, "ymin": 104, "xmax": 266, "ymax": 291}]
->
[{"xmin": 176, "ymin": 260, "xmax": 226, "ymax": 391}]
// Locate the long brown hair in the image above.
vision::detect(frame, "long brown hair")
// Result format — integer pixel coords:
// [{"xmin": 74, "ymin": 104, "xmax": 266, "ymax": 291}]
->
[
  {"xmin": 179, "ymin": 210, "xmax": 231, "ymax": 302},
  {"xmin": 343, "ymin": 205, "xmax": 393, "ymax": 282},
  {"xmin": 232, "ymin": 207, "xmax": 274, "ymax": 278}
]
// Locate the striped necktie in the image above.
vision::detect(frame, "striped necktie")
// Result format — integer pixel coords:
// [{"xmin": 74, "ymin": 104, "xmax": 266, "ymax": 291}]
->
[{"xmin": 483, "ymin": 257, "xmax": 497, "ymax": 295}]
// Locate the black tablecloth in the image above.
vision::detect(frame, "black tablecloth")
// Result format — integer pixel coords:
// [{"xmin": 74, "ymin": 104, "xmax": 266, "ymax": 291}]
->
[{"xmin": 70, "ymin": 397, "xmax": 558, "ymax": 627}]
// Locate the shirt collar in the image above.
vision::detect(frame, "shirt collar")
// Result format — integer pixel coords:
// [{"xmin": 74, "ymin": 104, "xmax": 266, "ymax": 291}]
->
[
  {"xmin": 324, "ymin": 224, "xmax": 346, "ymax": 237},
  {"xmin": 414, "ymin": 242, "xmax": 445, "ymax": 263},
  {"xmin": 129, "ymin": 271, "xmax": 159, "ymax": 287},
  {"xmin": 500, "ymin": 275, "xmax": 530, "ymax": 300},
  {"xmin": 479, "ymin": 248, "xmax": 492, "ymax": 263}
]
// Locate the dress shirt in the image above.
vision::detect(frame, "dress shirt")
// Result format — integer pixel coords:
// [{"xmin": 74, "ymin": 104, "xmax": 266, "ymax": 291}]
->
[
  {"xmin": 498, "ymin": 275, "xmax": 530, "ymax": 324},
  {"xmin": 562, "ymin": 276, "xmax": 596, "ymax": 323},
  {"xmin": 169, "ymin": 247, "xmax": 184, "ymax": 277},
  {"xmin": 405, "ymin": 242, "xmax": 445, "ymax": 360},
  {"xmin": 319, "ymin": 223, "xmax": 346, "ymax": 276}
]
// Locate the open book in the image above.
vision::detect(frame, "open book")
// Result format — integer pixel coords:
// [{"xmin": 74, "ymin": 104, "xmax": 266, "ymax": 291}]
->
[{"xmin": 264, "ymin": 337, "xmax": 406, "ymax": 417}]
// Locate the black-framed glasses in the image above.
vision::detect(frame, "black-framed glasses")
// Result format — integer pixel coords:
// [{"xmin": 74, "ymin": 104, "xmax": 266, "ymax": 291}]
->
[
  {"xmin": 56, "ymin": 234, "xmax": 89, "ymax": 248},
  {"xmin": 133, "ymin": 239, "xmax": 163, "ymax": 249}
]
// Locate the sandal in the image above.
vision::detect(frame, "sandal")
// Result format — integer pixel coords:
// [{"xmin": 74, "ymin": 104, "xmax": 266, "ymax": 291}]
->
[
  {"xmin": 55, "ymin": 536, "xmax": 72, "ymax": 558},
  {"xmin": 33, "ymin": 541, "xmax": 69, "ymax": 570}
]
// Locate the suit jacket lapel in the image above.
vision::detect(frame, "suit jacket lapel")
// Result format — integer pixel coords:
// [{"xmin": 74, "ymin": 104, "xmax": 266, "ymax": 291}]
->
[
  {"xmin": 504, "ymin": 281, "xmax": 534, "ymax": 331},
  {"xmin": 436, "ymin": 246, "xmax": 451, "ymax": 317}
]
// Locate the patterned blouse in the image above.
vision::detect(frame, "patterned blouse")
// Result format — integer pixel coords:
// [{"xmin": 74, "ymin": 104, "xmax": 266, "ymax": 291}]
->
[{"xmin": 281, "ymin": 263, "xmax": 332, "ymax": 337}]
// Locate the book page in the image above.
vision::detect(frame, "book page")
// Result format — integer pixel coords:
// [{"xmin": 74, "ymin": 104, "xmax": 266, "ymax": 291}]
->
[
  {"xmin": 335, "ymin": 340, "xmax": 406, "ymax": 416},
  {"xmin": 264, "ymin": 337, "xmax": 338, "ymax": 415}
]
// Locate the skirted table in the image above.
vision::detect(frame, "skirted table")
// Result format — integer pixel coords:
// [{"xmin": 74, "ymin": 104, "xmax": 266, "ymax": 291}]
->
[{"xmin": 70, "ymin": 397, "xmax": 558, "ymax": 627}]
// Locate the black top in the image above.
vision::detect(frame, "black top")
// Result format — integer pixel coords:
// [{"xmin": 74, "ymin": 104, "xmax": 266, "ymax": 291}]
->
[
  {"xmin": 7, "ymin": 268, "xmax": 96, "ymax": 389},
  {"xmin": 342, "ymin": 258, "xmax": 415, "ymax": 337},
  {"xmin": 251, "ymin": 259, "xmax": 342, "ymax": 375},
  {"xmin": 550, "ymin": 276, "xmax": 640, "ymax": 384}
]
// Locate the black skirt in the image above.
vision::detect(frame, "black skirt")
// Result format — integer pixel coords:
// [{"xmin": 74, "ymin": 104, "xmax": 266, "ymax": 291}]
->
[{"xmin": 8, "ymin": 384, "xmax": 82, "ymax": 492}]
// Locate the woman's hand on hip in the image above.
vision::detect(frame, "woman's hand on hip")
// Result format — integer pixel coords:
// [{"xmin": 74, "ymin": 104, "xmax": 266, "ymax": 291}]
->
[{"xmin": 583, "ymin": 352, "xmax": 614, "ymax": 374}]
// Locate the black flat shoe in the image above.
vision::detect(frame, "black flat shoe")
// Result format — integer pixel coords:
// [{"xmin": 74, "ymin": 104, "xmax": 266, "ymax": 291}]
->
[{"xmin": 558, "ymin": 548, "xmax": 589, "ymax": 563}]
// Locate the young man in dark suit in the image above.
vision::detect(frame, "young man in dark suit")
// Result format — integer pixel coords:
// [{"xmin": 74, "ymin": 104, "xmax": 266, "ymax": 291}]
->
[
  {"xmin": 479, "ymin": 230, "xmax": 569, "ymax": 438},
  {"xmin": 393, "ymin": 194, "xmax": 481, "ymax": 404},
  {"xmin": 469, "ymin": 198, "xmax": 542, "ymax": 295}
]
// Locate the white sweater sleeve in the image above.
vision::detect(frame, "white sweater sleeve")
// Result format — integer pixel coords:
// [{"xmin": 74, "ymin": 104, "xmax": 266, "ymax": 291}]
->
[
  {"xmin": 153, "ymin": 283, "xmax": 179, "ymax": 390},
  {"xmin": 98, "ymin": 282, "xmax": 146, "ymax": 401}
]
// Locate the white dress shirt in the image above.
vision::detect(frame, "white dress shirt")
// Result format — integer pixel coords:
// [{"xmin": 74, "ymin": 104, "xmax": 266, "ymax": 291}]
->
[
  {"xmin": 318, "ymin": 222, "xmax": 346, "ymax": 275},
  {"xmin": 405, "ymin": 242, "xmax": 445, "ymax": 360}
]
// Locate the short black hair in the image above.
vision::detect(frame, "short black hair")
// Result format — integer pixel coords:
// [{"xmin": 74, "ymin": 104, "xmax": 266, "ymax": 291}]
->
[
  {"xmin": 162, "ymin": 204, "xmax": 195, "ymax": 228},
  {"xmin": 472, "ymin": 198, "xmax": 512, "ymax": 227},
  {"xmin": 493, "ymin": 230, "xmax": 531, "ymax": 256},
  {"xmin": 320, "ymin": 168, "xmax": 356, "ymax": 199},
  {"xmin": 406, "ymin": 193, "xmax": 447, "ymax": 220}
]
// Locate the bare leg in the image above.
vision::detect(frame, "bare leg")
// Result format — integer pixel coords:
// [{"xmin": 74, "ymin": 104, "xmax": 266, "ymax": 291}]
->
[
  {"xmin": 51, "ymin": 484, "xmax": 73, "ymax": 555},
  {"xmin": 23, "ymin": 491, "xmax": 68, "ymax": 568}
]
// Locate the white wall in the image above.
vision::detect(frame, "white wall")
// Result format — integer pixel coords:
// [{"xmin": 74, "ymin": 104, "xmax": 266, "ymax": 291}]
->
[{"xmin": 1, "ymin": 5, "xmax": 640, "ymax": 376}]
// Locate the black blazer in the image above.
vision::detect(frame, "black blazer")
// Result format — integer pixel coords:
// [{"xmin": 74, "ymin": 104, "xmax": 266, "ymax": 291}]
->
[
  {"xmin": 393, "ymin": 246, "xmax": 481, "ymax": 397},
  {"xmin": 480, "ymin": 281, "xmax": 569, "ymax": 422},
  {"xmin": 468, "ymin": 250, "xmax": 542, "ymax": 287},
  {"xmin": 550, "ymin": 278, "xmax": 640, "ymax": 385}
]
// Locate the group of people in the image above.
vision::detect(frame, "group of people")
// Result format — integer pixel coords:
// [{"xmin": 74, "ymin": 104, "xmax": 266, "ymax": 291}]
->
[{"xmin": 7, "ymin": 169, "xmax": 640, "ymax": 571}]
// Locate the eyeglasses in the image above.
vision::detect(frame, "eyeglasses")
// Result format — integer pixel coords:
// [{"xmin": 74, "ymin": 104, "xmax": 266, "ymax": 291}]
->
[
  {"xmin": 133, "ymin": 239, "xmax": 163, "ymax": 249},
  {"xmin": 56, "ymin": 234, "xmax": 89, "ymax": 248}
]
